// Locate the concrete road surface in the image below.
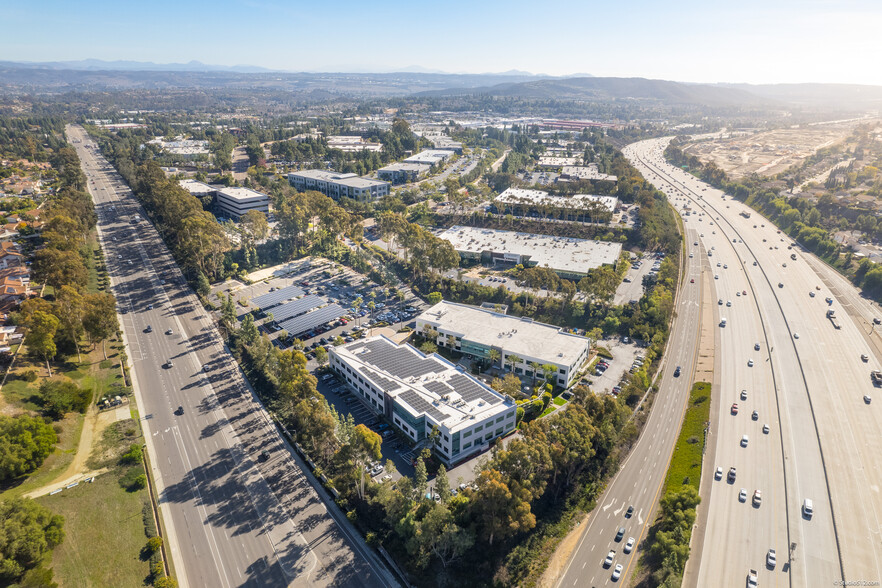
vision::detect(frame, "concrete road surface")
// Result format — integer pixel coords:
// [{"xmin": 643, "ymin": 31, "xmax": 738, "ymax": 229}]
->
[
  {"xmin": 626, "ymin": 137, "xmax": 882, "ymax": 587},
  {"xmin": 67, "ymin": 125, "xmax": 395, "ymax": 588}
]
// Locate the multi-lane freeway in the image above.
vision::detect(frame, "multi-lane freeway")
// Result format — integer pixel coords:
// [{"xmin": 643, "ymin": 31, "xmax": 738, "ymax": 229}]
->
[
  {"xmin": 627, "ymin": 137, "xmax": 882, "ymax": 587},
  {"xmin": 67, "ymin": 125, "xmax": 395, "ymax": 588},
  {"xmin": 556, "ymin": 208, "xmax": 707, "ymax": 585}
]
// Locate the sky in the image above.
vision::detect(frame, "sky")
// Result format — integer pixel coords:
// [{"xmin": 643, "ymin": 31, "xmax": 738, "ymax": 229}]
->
[{"xmin": 2, "ymin": 0, "xmax": 881, "ymax": 85}]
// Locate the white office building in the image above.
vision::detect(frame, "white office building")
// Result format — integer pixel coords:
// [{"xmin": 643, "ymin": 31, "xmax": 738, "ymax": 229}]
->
[
  {"xmin": 437, "ymin": 225, "xmax": 621, "ymax": 279},
  {"xmin": 329, "ymin": 336, "xmax": 517, "ymax": 465},
  {"xmin": 287, "ymin": 170, "xmax": 390, "ymax": 202},
  {"xmin": 215, "ymin": 187, "xmax": 270, "ymax": 220},
  {"xmin": 415, "ymin": 301, "xmax": 591, "ymax": 388},
  {"xmin": 403, "ymin": 150, "xmax": 454, "ymax": 166},
  {"xmin": 495, "ymin": 187, "xmax": 618, "ymax": 221},
  {"xmin": 178, "ymin": 179, "xmax": 216, "ymax": 199}
]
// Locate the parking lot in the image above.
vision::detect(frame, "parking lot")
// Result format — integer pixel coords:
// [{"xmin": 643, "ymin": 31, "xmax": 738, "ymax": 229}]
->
[{"xmin": 583, "ymin": 337, "xmax": 645, "ymax": 396}]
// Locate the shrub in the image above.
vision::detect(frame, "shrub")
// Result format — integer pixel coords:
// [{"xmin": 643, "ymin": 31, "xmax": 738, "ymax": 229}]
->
[
  {"xmin": 154, "ymin": 578, "xmax": 178, "ymax": 588},
  {"xmin": 38, "ymin": 378, "xmax": 91, "ymax": 420},
  {"xmin": 0, "ymin": 414, "xmax": 58, "ymax": 481},
  {"xmin": 120, "ymin": 444, "xmax": 143, "ymax": 465},
  {"xmin": 21, "ymin": 369, "xmax": 38, "ymax": 382},
  {"xmin": 147, "ymin": 536, "xmax": 163, "ymax": 554}
]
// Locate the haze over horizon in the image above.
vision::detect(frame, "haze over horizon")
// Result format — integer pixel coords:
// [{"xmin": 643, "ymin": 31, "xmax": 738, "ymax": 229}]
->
[{"xmin": 3, "ymin": 0, "xmax": 881, "ymax": 86}]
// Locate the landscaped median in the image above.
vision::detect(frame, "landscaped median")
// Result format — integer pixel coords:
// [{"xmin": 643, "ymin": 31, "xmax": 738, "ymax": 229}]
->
[{"xmin": 636, "ymin": 381, "xmax": 710, "ymax": 587}]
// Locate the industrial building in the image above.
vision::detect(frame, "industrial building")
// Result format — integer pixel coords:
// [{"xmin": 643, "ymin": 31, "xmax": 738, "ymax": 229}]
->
[
  {"xmin": 376, "ymin": 162, "xmax": 432, "ymax": 184},
  {"xmin": 495, "ymin": 188, "xmax": 618, "ymax": 222},
  {"xmin": 403, "ymin": 150, "xmax": 454, "ymax": 166},
  {"xmin": 329, "ymin": 336, "xmax": 517, "ymax": 465},
  {"xmin": 537, "ymin": 156, "xmax": 582, "ymax": 169},
  {"xmin": 287, "ymin": 170, "xmax": 390, "ymax": 202},
  {"xmin": 214, "ymin": 187, "xmax": 270, "ymax": 220},
  {"xmin": 438, "ymin": 225, "xmax": 621, "ymax": 279},
  {"xmin": 415, "ymin": 301, "xmax": 591, "ymax": 388},
  {"xmin": 179, "ymin": 179, "xmax": 216, "ymax": 199},
  {"xmin": 326, "ymin": 135, "xmax": 383, "ymax": 153}
]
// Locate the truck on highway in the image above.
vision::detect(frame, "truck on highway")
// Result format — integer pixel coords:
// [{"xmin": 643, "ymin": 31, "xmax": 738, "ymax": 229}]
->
[
  {"xmin": 740, "ymin": 211, "xmax": 751, "ymax": 218},
  {"xmin": 872, "ymin": 370, "xmax": 882, "ymax": 386},
  {"xmin": 826, "ymin": 308, "xmax": 840, "ymax": 329}
]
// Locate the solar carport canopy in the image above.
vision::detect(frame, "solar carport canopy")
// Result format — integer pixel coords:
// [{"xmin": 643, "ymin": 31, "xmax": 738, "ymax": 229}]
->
[
  {"xmin": 279, "ymin": 304, "xmax": 345, "ymax": 336},
  {"xmin": 253, "ymin": 285, "xmax": 304, "ymax": 310},
  {"xmin": 271, "ymin": 295, "xmax": 325, "ymax": 322}
]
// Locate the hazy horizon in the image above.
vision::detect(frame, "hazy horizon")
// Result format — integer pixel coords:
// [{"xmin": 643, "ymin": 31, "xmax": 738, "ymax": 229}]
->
[{"xmin": 3, "ymin": 0, "xmax": 881, "ymax": 86}]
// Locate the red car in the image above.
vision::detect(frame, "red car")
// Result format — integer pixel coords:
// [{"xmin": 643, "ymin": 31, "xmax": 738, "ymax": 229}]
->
[
  {"xmin": 690, "ymin": 278, "xmax": 695, "ymax": 283},
  {"xmin": 731, "ymin": 403, "xmax": 739, "ymax": 415}
]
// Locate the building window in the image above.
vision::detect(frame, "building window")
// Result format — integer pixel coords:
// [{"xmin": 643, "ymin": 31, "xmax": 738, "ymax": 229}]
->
[
  {"xmin": 463, "ymin": 430, "xmax": 472, "ymax": 438},
  {"xmin": 485, "ymin": 433, "xmax": 492, "ymax": 441},
  {"xmin": 495, "ymin": 416, "xmax": 504, "ymax": 423},
  {"xmin": 444, "ymin": 434, "xmax": 449, "ymax": 441},
  {"xmin": 496, "ymin": 427, "xmax": 503, "ymax": 436},
  {"xmin": 463, "ymin": 442, "xmax": 472, "ymax": 449},
  {"xmin": 559, "ymin": 368, "xmax": 565, "ymax": 374},
  {"xmin": 474, "ymin": 425, "xmax": 483, "ymax": 432}
]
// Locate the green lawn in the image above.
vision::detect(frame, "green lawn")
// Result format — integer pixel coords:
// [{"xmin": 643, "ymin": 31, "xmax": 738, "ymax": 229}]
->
[
  {"xmin": 663, "ymin": 381, "xmax": 712, "ymax": 495},
  {"xmin": 37, "ymin": 459, "xmax": 152, "ymax": 588},
  {"xmin": 540, "ymin": 404, "xmax": 558, "ymax": 417},
  {"xmin": 553, "ymin": 396, "xmax": 567, "ymax": 407}
]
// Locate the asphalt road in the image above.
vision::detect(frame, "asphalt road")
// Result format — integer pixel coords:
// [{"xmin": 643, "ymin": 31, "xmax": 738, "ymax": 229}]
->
[
  {"xmin": 555, "ymin": 224, "xmax": 704, "ymax": 586},
  {"xmin": 626, "ymin": 137, "xmax": 882, "ymax": 587},
  {"xmin": 67, "ymin": 125, "xmax": 395, "ymax": 588}
]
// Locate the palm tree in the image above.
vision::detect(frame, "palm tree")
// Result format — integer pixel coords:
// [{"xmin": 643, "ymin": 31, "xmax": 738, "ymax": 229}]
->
[
  {"xmin": 529, "ymin": 361, "xmax": 541, "ymax": 386},
  {"xmin": 506, "ymin": 353, "xmax": 522, "ymax": 374},
  {"xmin": 488, "ymin": 348, "xmax": 501, "ymax": 371}
]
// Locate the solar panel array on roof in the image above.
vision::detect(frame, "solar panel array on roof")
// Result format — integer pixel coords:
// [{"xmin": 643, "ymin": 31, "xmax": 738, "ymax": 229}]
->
[
  {"xmin": 363, "ymin": 368, "xmax": 400, "ymax": 393},
  {"xmin": 359, "ymin": 338, "xmax": 445, "ymax": 378},
  {"xmin": 424, "ymin": 380, "xmax": 454, "ymax": 398},
  {"xmin": 252, "ymin": 285, "xmax": 304, "ymax": 310},
  {"xmin": 279, "ymin": 304, "xmax": 344, "ymax": 337},
  {"xmin": 449, "ymin": 374, "xmax": 502, "ymax": 405},
  {"xmin": 272, "ymin": 295, "xmax": 325, "ymax": 322},
  {"xmin": 398, "ymin": 389, "xmax": 447, "ymax": 421}
]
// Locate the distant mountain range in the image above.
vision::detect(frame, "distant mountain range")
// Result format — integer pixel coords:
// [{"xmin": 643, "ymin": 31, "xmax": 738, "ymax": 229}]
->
[{"xmin": 0, "ymin": 59, "xmax": 277, "ymax": 73}]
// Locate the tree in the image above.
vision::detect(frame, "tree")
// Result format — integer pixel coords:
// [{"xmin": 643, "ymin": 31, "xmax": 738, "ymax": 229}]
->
[
  {"xmin": 32, "ymin": 248, "xmax": 87, "ymax": 291},
  {"xmin": 0, "ymin": 415, "xmax": 58, "ymax": 481},
  {"xmin": 0, "ymin": 498, "xmax": 65, "ymax": 583},
  {"xmin": 414, "ymin": 456, "xmax": 428, "ymax": 500},
  {"xmin": 38, "ymin": 379, "xmax": 91, "ymax": 420},
  {"xmin": 488, "ymin": 348, "xmax": 501, "ymax": 369},
  {"xmin": 314, "ymin": 346, "xmax": 328, "ymax": 366},
  {"xmin": 82, "ymin": 293, "xmax": 118, "ymax": 359},
  {"xmin": 427, "ymin": 291, "xmax": 443, "ymax": 305},
  {"xmin": 435, "ymin": 464, "xmax": 451, "ymax": 503},
  {"xmin": 469, "ymin": 468, "xmax": 535, "ymax": 546},
  {"xmin": 419, "ymin": 341, "xmax": 437, "ymax": 355},
  {"xmin": 54, "ymin": 286, "xmax": 85, "ymax": 362},
  {"xmin": 505, "ymin": 353, "xmax": 522, "ymax": 373},
  {"xmin": 26, "ymin": 311, "xmax": 59, "ymax": 376},
  {"xmin": 350, "ymin": 424, "xmax": 382, "ymax": 500}
]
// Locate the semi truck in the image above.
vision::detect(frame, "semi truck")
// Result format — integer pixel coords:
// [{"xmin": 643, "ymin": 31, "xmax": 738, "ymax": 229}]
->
[{"xmin": 827, "ymin": 309, "xmax": 841, "ymax": 329}]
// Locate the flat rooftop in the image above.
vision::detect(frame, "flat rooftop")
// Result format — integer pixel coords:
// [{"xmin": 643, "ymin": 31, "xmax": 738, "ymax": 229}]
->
[
  {"xmin": 179, "ymin": 179, "xmax": 215, "ymax": 195},
  {"xmin": 403, "ymin": 150, "xmax": 453, "ymax": 164},
  {"xmin": 418, "ymin": 301, "xmax": 591, "ymax": 367},
  {"xmin": 538, "ymin": 156, "xmax": 581, "ymax": 167},
  {"xmin": 378, "ymin": 162, "xmax": 432, "ymax": 172},
  {"xmin": 216, "ymin": 186, "xmax": 270, "ymax": 202},
  {"xmin": 496, "ymin": 188, "xmax": 618, "ymax": 213},
  {"xmin": 288, "ymin": 169, "xmax": 388, "ymax": 188},
  {"xmin": 438, "ymin": 225, "xmax": 621, "ymax": 274},
  {"xmin": 561, "ymin": 165, "xmax": 618, "ymax": 182},
  {"xmin": 334, "ymin": 336, "xmax": 513, "ymax": 432}
]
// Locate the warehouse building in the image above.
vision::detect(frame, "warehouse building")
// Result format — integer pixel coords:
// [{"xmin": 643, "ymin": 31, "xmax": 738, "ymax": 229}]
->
[
  {"xmin": 215, "ymin": 187, "xmax": 270, "ymax": 220},
  {"xmin": 329, "ymin": 336, "xmax": 517, "ymax": 465},
  {"xmin": 403, "ymin": 150, "xmax": 454, "ymax": 166},
  {"xmin": 287, "ymin": 170, "xmax": 390, "ymax": 202},
  {"xmin": 495, "ymin": 188, "xmax": 618, "ymax": 222},
  {"xmin": 415, "ymin": 301, "xmax": 591, "ymax": 388},
  {"xmin": 560, "ymin": 164, "xmax": 618, "ymax": 183},
  {"xmin": 179, "ymin": 179, "xmax": 216, "ymax": 199},
  {"xmin": 437, "ymin": 225, "xmax": 621, "ymax": 279}
]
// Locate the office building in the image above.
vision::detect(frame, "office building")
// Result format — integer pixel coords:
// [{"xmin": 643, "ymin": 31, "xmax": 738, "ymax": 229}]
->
[
  {"xmin": 403, "ymin": 150, "xmax": 454, "ymax": 166},
  {"xmin": 288, "ymin": 170, "xmax": 390, "ymax": 202},
  {"xmin": 495, "ymin": 188, "xmax": 618, "ymax": 222},
  {"xmin": 215, "ymin": 187, "xmax": 270, "ymax": 220},
  {"xmin": 438, "ymin": 225, "xmax": 621, "ymax": 279},
  {"xmin": 415, "ymin": 301, "xmax": 591, "ymax": 388},
  {"xmin": 376, "ymin": 162, "xmax": 432, "ymax": 184},
  {"xmin": 329, "ymin": 336, "xmax": 517, "ymax": 465}
]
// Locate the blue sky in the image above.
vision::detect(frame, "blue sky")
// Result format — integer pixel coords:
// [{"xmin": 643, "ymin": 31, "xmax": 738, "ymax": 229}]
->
[{"xmin": 2, "ymin": 0, "xmax": 880, "ymax": 84}]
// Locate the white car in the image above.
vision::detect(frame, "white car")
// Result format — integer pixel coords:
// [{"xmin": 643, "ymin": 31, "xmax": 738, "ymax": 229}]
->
[
  {"xmin": 612, "ymin": 563, "xmax": 623, "ymax": 581},
  {"xmin": 604, "ymin": 550, "xmax": 615, "ymax": 567},
  {"xmin": 741, "ymin": 434, "xmax": 749, "ymax": 447},
  {"xmin": 763, "ymin": 423, "xmax": 770, "ymax": 434},
  {"xmin": 624, "ymin": 536, "xmax": 634, "ymax": 553},
  {"xmin": 747, "ymin": 359, "xmax": 754, "ymax": 367},
  {"xmin": 739, "ymin": 488, "xmax": 747, "ymax": 502},
  {"xmin": 726, "ymin": 301, "xmax": 732, "ymax": 307},
  {"xmin": 715, "ymin": 466, "xmax": 723, "ymax": 480},
  {"xmin": 767, "ymin": 548, "xmax": 777, "ymax": 568}
]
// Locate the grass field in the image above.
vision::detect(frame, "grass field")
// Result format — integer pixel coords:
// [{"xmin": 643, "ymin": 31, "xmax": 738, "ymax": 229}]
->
[{"xmin": 663, "ymin": 381, "xmax": 711, "ymax": 495}]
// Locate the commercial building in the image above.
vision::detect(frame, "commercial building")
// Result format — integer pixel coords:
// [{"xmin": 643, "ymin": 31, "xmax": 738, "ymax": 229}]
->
[
  {"xmin": 376, "ymin": 162, "xmax": 432, "ymax": 184},
  {"xmin": 179, "ymin": 179, "xmax": 216, "ymax": 199},
  {"xmin": 415, "ymin": 301, "xmax": 591, "ymax": 388},
  {"xmin": 495, "ymin": 188, "xmax": 618, "ymax": 222},
  {"xmin": 287, "ymin": 170, "xmax": 390, "ymax": 202},
  {"xmin": 560, "ymin": 164, "xmax": 618, "ymax": 183},
  {"xmin": 438, "ymin": 225, "xmax": 621, "ymax": 279},
  {"xmin": 403, "ymin": 150, "xmax": 454, "ymax": 166},
  {"xmin": 148, "ymin": 137, "xmax": 209, "ymax": 158},
  {"xmin": 537, "ymin": 156, "xmax": 581, "ymax": 169},
  {"xmin": 214, "ymin": 187, "xmax": 270, "ymax": 220},
  {"xmin": 326, "ymin": 135, "xmax": 383, "ymax": 153},
  {"xmin": 430, "ymin": 136, "xmax": 464, "ymax": 154},
  {"xmin": 329, "ymin": 336, "xmax": 517, "ymax": 465}
]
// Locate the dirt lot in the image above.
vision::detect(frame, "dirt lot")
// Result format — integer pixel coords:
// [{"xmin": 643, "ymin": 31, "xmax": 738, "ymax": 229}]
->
[{"xmin": 684, "ymin": 121, "xmax": 865, "ymax": 179}]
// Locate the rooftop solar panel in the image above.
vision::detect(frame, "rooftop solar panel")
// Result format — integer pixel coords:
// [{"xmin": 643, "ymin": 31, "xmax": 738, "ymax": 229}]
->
[
  {"xmin": 449, "ymin": 374, "xmax": 502, "ymax": 405},
  {"xmin": 363, "ymin": 368, "xmax": 400, "ymax": 393},
  {"xmin": 399, "ymin": 389, "xmax": 447, "ymax": 421},
  {"xmin": 358, "ymin": 338, "xmax": 445, "ymax": 378},
  {"xmin": 252, "ymin": 285, "xmax": 304, "ymax": 310}
]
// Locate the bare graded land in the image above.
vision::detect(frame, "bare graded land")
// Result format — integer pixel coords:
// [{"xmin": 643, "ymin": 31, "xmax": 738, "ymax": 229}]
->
[{"xmin": 684, "ymin": 122, "xmax": 866, "ymax": 179}]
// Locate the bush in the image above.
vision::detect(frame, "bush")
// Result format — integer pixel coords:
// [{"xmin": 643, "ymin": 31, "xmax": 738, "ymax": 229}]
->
[
  {"xmin": 154, "ymin": 577, "xmax": 178, "ymax": 588},
  {"xmin": 150, "ymin": 561, "xmax": 165, "ymax": 578},
  {"xmin": 0, "ymin": 498, "xmax": 65, "ymax": 583},
  {"xmin": 120, "ymin": 444, "xmax": 143, "ymax": 465},
  {"xmin": 119, "ymin": 467, "xmax": 147, "ymax": 491},
  {"xmin": 21, "ymin": 369, "xmax": 38, "ymax": 382},
  {"xmin": 38, "ymin": 378, "xmax": 91, "ymax": 420},
  {"xmin": 147, "ymin": 536, "xmax": 163, "ymax": 554},
  {"xmin": 0, "ymin": 414, "xmax": 58, "ymax": 481}
]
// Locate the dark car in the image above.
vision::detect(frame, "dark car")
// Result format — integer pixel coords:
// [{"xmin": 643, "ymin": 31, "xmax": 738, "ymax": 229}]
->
[
  {"xmin": 615, "ymin": 527, "xmax": 625, "ymax": 541},
  {"xmin": 674, "ymin": 366, "xmax": 681, "ymax": 377},
  {"xmin": 625, "ymin": 505, "xmax": 634, "ymax": 518}
]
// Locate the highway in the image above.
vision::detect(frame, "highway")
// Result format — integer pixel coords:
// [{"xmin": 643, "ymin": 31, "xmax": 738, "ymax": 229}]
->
[
  {"xmin": 555, "ymin": 216, "xmax": 706, "ymax": 585},
  {"xmin": 66, "ymin": 125, "xmax": 395, "ymax": 588},
  {"xmin": 626, "ymin": 137, "xmax": 882, "ymax": 586}
]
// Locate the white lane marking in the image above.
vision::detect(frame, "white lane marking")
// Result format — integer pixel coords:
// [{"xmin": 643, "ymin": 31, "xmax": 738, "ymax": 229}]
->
[
  {"xmin": 638, "ymin": 509, "xmax": 644, "ymax": 525},
  {"xmin": 603, "ymin": 499, "xmax": 616, "ymax": 511},
  {"xmin": 614, "ymin": 504, "xmax": 624, "ymax": 516}
]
